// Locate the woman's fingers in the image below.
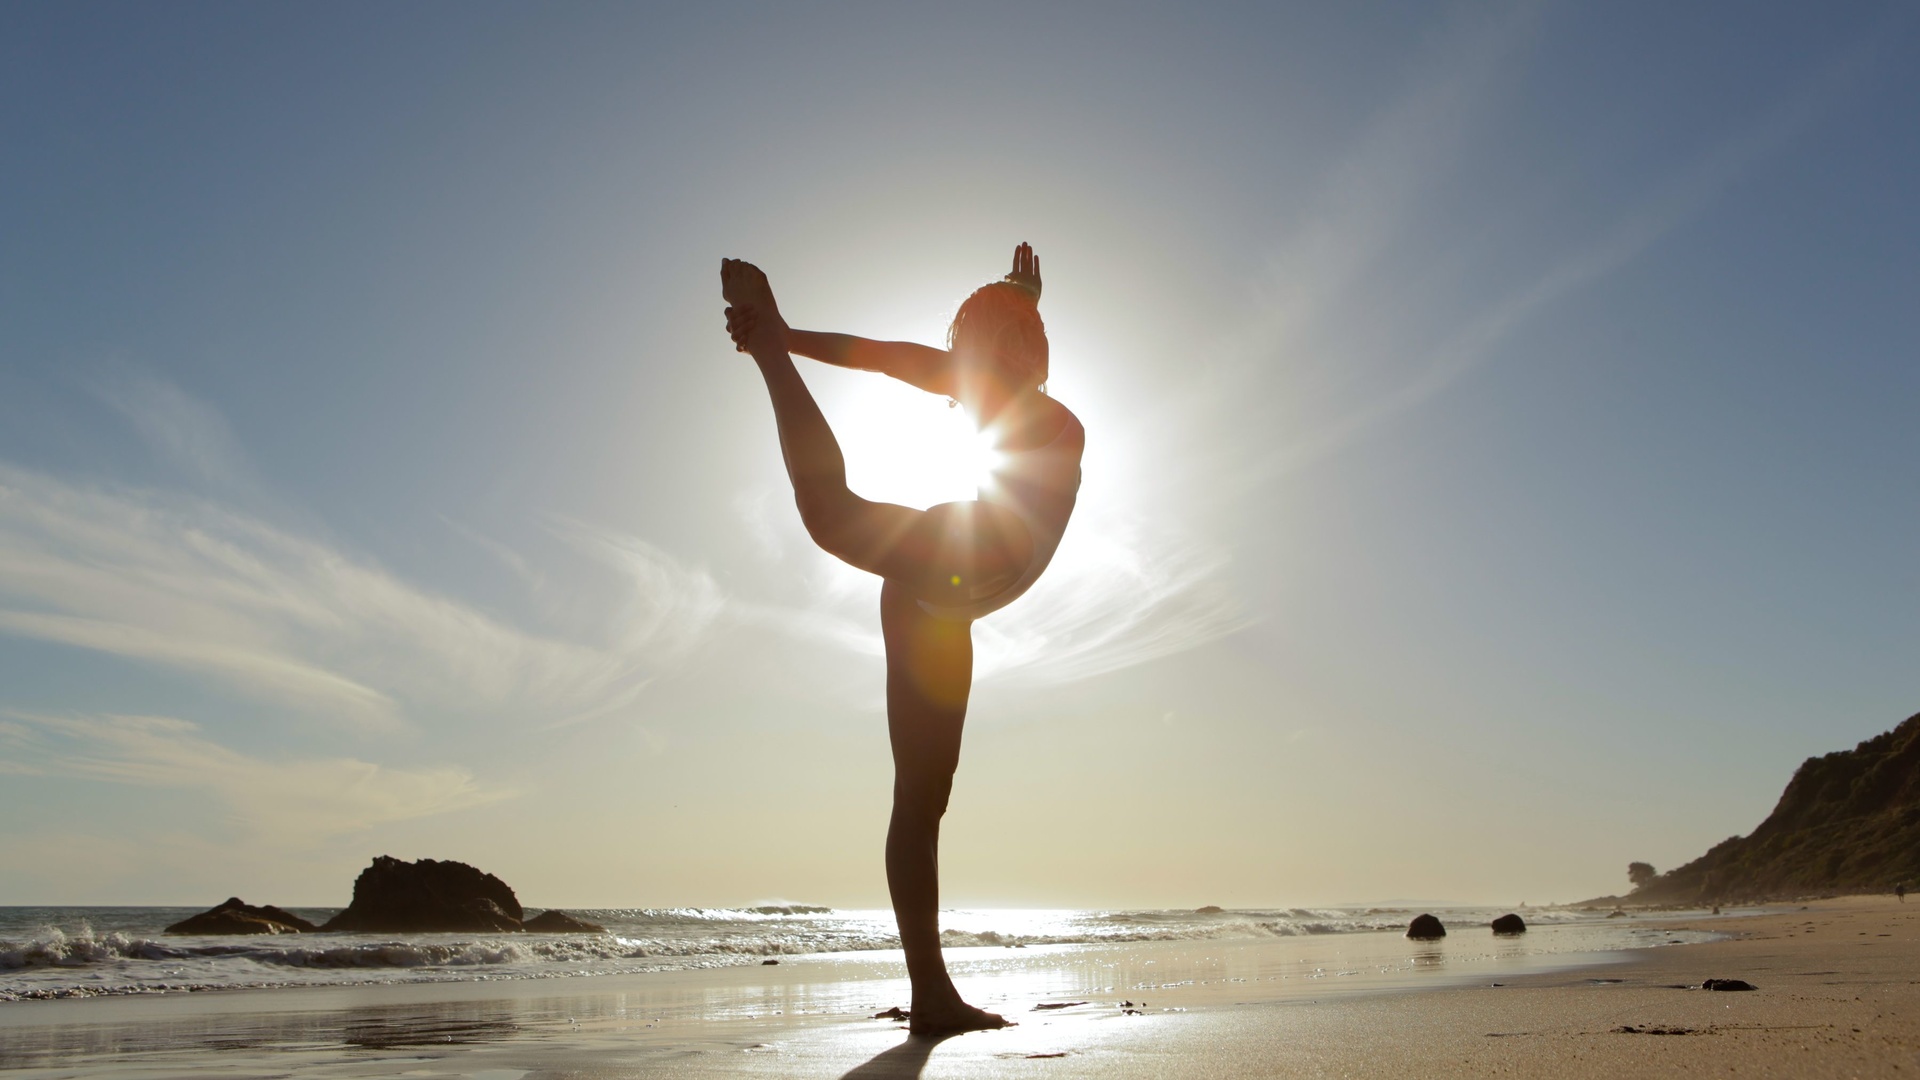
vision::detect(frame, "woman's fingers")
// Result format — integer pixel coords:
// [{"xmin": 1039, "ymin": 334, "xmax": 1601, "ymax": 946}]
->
[
  {"xmin": 724, "ymin": 304, "xmax": 757, "ymax": 352},
  {"xmin": 1002, "ymin": 242, "xmax": 1041, "ymax": 300}
]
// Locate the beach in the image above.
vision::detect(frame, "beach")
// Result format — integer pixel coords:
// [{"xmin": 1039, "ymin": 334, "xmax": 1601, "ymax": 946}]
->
[{"xmin": 3, "ymin": 895, "xmax": 1915, "ymax": 1077}]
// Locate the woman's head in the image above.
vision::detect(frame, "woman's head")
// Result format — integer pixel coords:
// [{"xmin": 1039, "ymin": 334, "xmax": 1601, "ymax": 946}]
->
[{"xmin": 948, "ymin": 281, "xmax": 1048, "ymax": 401}]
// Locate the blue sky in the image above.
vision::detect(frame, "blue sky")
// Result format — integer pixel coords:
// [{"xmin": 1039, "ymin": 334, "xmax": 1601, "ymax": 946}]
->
[{"xmin": 1, "ymin": 1, "xmax": 1915, "ymax": 907}]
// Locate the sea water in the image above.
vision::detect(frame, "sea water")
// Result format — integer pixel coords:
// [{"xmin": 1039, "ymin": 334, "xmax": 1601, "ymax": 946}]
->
[{"xmin": 0, "ymin": 904, "xmax": 1722, "ymax": 1002}]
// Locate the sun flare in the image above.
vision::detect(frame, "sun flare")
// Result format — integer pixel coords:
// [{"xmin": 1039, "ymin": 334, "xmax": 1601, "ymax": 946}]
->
[{"xmin": 830, "ymin": 379, "xmax": 1001, "ymax": 509}]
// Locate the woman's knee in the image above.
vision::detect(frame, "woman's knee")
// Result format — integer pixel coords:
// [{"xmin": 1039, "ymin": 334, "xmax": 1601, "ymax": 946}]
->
[
  {"xmin": 894, "ymin": 753, "xmax": 960, "ymax": 818},
  {"xmin": 792, "ymin": 485, "xmax": 858, "ymax": 552},
  {"xmin": 892, "ymin": 773, "xmax": 955, "ymax": 823}
]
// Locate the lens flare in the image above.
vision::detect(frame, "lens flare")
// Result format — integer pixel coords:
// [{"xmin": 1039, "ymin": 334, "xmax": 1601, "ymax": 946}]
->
[{"xmin": 832, "ymin": 380, "xmax": 1000, "ymax": 508}]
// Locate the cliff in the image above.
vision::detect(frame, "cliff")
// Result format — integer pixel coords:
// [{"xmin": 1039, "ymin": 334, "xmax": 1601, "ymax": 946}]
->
[{"xmin": 1629, "ymin": 710, "xmax": 1920, "ymax": 903}]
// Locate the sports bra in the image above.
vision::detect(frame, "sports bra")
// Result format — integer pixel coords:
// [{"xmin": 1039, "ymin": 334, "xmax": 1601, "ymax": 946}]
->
[{"xmin": 917, "ymin": 409, "xmax": 1084, "ymax": 621}]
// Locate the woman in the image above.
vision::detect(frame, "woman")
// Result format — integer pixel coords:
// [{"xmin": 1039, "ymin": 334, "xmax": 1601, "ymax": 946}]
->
[{"xmin": 721, "ymin": 244, "xmax": 1083, "ymax": 1034}]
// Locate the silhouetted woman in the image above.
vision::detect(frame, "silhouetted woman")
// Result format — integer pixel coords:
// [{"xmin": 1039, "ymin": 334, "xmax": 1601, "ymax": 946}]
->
[{"xmin": 721, "ymin": 245, "xmax": 1082, "ymax": 1034}]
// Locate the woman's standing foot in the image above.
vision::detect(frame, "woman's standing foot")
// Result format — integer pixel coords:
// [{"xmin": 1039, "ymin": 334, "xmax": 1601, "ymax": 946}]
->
[{"xmin": 908, "ymin": 997, "xmax": 1009, "ymax": 1035}]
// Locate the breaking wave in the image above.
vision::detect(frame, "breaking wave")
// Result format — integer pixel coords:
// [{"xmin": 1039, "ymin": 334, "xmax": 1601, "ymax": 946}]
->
[{"xmin": 0, "ymin": 903, "xmax": 1628, "ymax": 1001}]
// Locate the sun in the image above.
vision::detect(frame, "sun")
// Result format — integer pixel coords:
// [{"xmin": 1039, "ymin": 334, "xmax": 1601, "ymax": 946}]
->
[{"xmin": 829, "ymin": 377, "xmax": 1000, "ymax": 509}]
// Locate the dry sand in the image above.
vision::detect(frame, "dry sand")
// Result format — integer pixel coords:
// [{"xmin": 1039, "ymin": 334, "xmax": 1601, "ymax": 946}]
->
[{"xmin": 3, "ymin": 896, "xmax": 1916, "ymax": 1078}]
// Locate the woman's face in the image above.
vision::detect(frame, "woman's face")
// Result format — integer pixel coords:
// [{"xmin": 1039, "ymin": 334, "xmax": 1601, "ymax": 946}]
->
[
  {"xmin": 946, "ymin": 283, "xmax": 1046, "ymax": 415},
  {"xmin": 950, "ymin": 329, "xmax": 1019, "ymax": 413}
]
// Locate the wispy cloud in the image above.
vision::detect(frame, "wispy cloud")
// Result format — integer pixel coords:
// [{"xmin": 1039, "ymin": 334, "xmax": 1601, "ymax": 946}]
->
[
  {"xmin": 973, "ymin": 512, "xmax": 1252, "ymax": 684},
  {"xmin": 89, "ymin": 368, "xmax": 263, "ymax": 495},
  {"xmin": 0, "ymin": 462, "xmax": 723, "ymax": 732},
  {"xmin": 1244, "ymin": 2, "xmax": 1541, "ymax": 350},
  {"xmin": 2, "ymin": 712, "xmax": 510, "ymax": 841},
  {"xmin": 549, "ymin": 517, "xmax": 727, "ymax": 664},
  {"xmin": 1246, "ymin": 5, "xmax": 1900, "ymax": 478},
  {"xmin": 731, "ymin": 486, "xmax": 1249, "ymax": 687}
]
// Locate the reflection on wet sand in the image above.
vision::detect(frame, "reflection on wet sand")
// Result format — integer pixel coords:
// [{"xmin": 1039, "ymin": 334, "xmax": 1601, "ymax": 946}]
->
[
  {"xmin": 0, "ymin": 998, "xmax": 521, "ymax": 1069},
  {"xmin": 340, "ymin": 1003, "xmax": 521, "ymax": 1050},
  {"xmin": 0, "ymin": 921, "xmax": 1716, "ymax": 1077}
]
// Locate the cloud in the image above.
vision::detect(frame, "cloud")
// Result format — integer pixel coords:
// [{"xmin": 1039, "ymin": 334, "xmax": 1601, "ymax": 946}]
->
[
  {"xmin": 973, "ymin": 512, "xmax": 1252, "ymax": 685},
  {"xmin": 731, "ymin": 487, "xmax": 1249, "ymax": 687},
  {"xmin": 548, "ymin": 517, "xmax": 727, "ymax": 664},
  {"xmin": 0, "ymin": 610, "xmax": 398, "ymax": 719},
  {"xmin": 1243, "ymin": 2, "xmax": 1541, "ymax": 350},
  {"xmin": 1244, "ymin": 5, "xmax": 1901, "ymax": 479},
  {"xmin": 0, "ymin": 463, "xmax": 723, "ymax": 732},
  {"xmin": 2, "ymin": 712, "xmax": 511, "ymax": 841},
  {"xmin": 89, "ymin": 368, "xmax": 262, "ymax": 494}
]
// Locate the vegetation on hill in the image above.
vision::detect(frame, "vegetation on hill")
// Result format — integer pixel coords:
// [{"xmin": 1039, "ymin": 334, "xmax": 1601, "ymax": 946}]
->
[{"xmin": 1626, "ymin": 710, "xmax": 1920, "ymax": 903}]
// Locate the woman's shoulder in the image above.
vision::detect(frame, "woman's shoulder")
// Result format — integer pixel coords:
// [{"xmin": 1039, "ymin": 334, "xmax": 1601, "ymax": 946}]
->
[
  {"xmin": 1040, "ymin": 399, "xmax": 1085, "ymax": 462},
  {"xmin": 1003, "ymin": 395, "xmax": 1083, "ymax": 454},
  {"xmin": 1052, "ymin": 399, "xmax": 1085, "ymax": 442}
]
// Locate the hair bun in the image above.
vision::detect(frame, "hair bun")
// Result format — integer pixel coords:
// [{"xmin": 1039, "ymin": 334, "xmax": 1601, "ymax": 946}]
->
[
  {"xmin": 1002, "ymin": 276, "xmax": 1041, "ymax": 302},
  {"xmin": 949, "ymin": 281, "xmax": 1049, "ymax": 390}
]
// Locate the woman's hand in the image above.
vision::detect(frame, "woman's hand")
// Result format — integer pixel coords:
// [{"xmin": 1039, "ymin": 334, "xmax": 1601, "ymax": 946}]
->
[
  {"xmin": 1004, "ymin": 242, "xmax": 1041, "ymax": 301},
  {"xmin": 720, "ymin": 258, "xmax": 789, "ymax": 354},
  {"xmin": 723, "ymin": 302, "xmax": 788, "ymax": 356},
  {"xmin": 724, "ymin": 305, "xmax": 758, "ymax": 353}
]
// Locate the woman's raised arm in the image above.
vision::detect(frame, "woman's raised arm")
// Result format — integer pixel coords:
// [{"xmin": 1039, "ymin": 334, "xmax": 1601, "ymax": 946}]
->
[
  {"xmin": 787, "ymin": 331, "xmax": 956, "ymax": 397},
  {"xmin": 725, "ymin": 303, "xmax": 955, "ymax": 397}
]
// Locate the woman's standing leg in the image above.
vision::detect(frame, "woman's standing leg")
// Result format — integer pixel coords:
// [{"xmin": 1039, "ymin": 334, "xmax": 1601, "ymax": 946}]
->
[
  {"xmin": 879, "ymin": 579, "xmax": 1006, "ymax": 1033},
  {"xmin": 724, "ymin": 260, "xmax": 1008, "ymax": 1031}
]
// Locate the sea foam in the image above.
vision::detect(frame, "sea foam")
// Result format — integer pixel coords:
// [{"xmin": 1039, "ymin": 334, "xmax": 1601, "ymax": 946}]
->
[{"xmin": 0, "ymin": 903, "xmax": 1693, "ymax": 1002}]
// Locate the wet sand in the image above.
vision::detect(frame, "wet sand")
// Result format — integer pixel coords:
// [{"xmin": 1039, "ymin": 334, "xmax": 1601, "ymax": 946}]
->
[{"xmin": 2, "ymin": 896, "xmax": 1915, "ymax": 1078}]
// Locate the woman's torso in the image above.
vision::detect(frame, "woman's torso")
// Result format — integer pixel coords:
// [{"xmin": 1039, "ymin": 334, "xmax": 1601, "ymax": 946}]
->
[{"xmin": 918, "ymin": 398, "xmax": 1084, "ymax": 621}]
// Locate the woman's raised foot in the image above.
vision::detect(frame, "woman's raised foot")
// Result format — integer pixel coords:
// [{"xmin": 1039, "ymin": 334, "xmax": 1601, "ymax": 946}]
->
[
  {"xmin": 720, "ymin": 259, "xmax": 787, "ymax": 354},
  {"xmin": 720, "ymin": 258, "xmax": 780, "ymax": 316}
]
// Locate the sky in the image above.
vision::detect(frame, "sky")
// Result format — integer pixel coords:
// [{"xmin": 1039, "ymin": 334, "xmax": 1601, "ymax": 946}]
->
[{"xmin": 1, "ymin": 1, "xmax": 1915, "ymax": 909}]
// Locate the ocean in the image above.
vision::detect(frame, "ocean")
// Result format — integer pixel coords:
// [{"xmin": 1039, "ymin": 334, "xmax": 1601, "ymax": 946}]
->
[{"xmin": 0, "ymin": 903, "xmax": 1719, "ymax": 1003}]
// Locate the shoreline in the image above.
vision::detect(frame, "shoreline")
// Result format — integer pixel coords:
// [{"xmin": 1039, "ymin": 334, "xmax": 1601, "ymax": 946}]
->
[
  {"xmin": 0, "ymin": 902, "xmax": 1708, "ymax": 1004},
  {"xmin": 2, "ymin": 897, "xmax": 1913, "ymax": 1076}
]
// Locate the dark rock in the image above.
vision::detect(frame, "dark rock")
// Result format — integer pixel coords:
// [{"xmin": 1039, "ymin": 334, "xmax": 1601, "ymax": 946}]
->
[
  {"xmin": 320, "ymin": 856, "xmax": 525, "ymax": 933},
  {"xmin": 242, "ymin": 901, "xmax": 317, "ymax": 931},
  {"xmin": 761, "ymin": 958, "xmax": 780, "ymax": 965},
  {"xmin": 1406, "ymin": 913, "xmax": 1446, "ymax": 939},
  {"xmin": 462, "ymin": 898, "xmax": 523, "ymax": 931},
  {"xmin": 166, "ymin": 897, "xmax": 316, "ymax": 935},
  {"xmin": 1702, "ymin": 978, "xmax": 1757, "ymax": 992},
  {"xmin": 1194, "ymin": 905, "xmax": 1224, "ymax": 914},
  {"xmin": 1490, "ymin": 913, "xmax": 1527, "ymax": 935},
  {"xmin": 168, "ymin": 909, "xmax": 287, "ymax": 935},
  {"xmin": 522, "ymin": 910, "xmax": 607, "ymax": 933}
]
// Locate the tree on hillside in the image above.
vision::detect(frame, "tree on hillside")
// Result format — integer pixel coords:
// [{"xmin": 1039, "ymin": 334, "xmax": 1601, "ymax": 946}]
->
[{"xmin": 1628, "ymin": 862, "xmax": 1657, "ymax": 889}]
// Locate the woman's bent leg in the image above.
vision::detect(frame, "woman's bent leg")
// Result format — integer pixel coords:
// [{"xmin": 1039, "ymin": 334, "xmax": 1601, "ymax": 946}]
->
[
  {"xmin": 880, "ymin": 579, "xmax": 1006, "ymax": 1034},
  {"xmin": 746, "ymin": 347, "xmax": 1031, "ymax": 604}
]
